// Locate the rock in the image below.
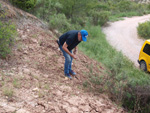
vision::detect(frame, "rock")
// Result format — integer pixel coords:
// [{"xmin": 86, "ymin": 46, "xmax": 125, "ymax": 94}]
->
[
  {"xmin": 32, "ymin": 87, "xmax": 39, "ymax": 92},
  {"xmin": 43, "ymin": 74, "xmax": 49, "ymax": 78},
  {"xmin": 22, "ymin": 35, "xmax": 27, "ymax": 39},
  {"xmin": 65, "ymin": 77, "xmax": 69, "ymax": 80},
  {"xmin": 55, "ymin": 90, "xmax": 63, "ymax": 96},
  {"xmin": 1, "ymin": 103, "xmax": 16, "ymax": 112},
  {"xmin": 27, "ymin": 29, "xmax": 30, "ymax": 32},
  {"xmin": 78, "ymin": 104, "xmax": 91, "ymax": 112},
  {"xmin": 31, "ymin": 39, "xmax": 38, "ymax": 43},
  {"xmin": 66, "ymin": 97, "xmax": 80, "ymax": 106},
  {"xmin": 16, "ymin": 109, "xmax": 30, "ymax": 113},
  {"xmin": 42, "ymin": 110, "xmax": 46, "ymax": 112},
  {"xmin": 71, "ymin": 107, "xmax": 79, "ymax": 113},
  {"xmin": 8, "ymin": 73, "xmax": 14, "ymax": 76},
  {"xmin": 65, "ymin": 107, "xmax": 79, "ymax": 113},
  {"xmin": 23, "ymin": 50, "xmax": 28, "ymax": 55},
  {"xmin": 33, "ymin": 95, "xmax": 39, "ymax": 98},
  {"xmin": 23, "ymin": 68, "xmax": 30, "ymax": 74}
]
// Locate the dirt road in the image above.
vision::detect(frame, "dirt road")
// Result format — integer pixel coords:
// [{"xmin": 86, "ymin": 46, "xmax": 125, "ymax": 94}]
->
[{"xmin": 102, "ymin": 14, "xmax": 150, "ymax": 67}]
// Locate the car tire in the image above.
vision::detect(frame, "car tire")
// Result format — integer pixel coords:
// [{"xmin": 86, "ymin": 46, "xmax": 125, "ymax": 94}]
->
[{"xmin": 140, "ymin": 61, "xmax": 147, "ymax": 72}]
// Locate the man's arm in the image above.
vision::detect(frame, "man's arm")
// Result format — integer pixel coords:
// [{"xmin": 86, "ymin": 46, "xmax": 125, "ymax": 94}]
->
[
  {"xmin": 62, "ymin": 42, "xmax": 77, "ymax": 59},
  {"xmin": 74, "ymin": 46, "xmax": 78, "ymax": 55}
]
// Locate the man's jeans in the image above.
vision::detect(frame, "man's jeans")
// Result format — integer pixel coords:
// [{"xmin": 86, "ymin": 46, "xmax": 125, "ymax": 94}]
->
[{"xmin": 59, "ymin": 45, "xmax": 73, "ymax": 75}]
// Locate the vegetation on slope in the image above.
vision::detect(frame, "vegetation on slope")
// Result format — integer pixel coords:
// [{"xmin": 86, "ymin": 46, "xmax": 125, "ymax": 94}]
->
[{"xmin": 0, "ymin": 4, "xmax": 16, "ymax": 58}]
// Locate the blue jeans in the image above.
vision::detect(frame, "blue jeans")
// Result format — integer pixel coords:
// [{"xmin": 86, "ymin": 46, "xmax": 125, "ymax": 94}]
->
[{"xmin": 59, "ymin": 45, "xmax": 73, "ymax": 74}]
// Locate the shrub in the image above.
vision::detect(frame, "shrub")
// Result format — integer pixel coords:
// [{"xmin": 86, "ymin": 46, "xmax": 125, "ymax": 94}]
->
[
  {"xmin": 10, "ymin": 0, "xmax": 37, "ymax": 10},
  {"xmin": 137, "ymin": 21, "xmax": 150, "ymax": 39},
  {"xmin": 72, "ymin": 17, "xmax": 87, "ymax": 27},
  {"xmin": 33, "ymin": 0, "xmax": 62, "ymax": 20},
  {"xmin": 59, "ymin": 0, "xmax": 95, "ymax": 18},
  {"xmin": 117, "ymin": 0, "xmax": 132, "ymax": 12},
  {"xmin": 49, "ymin": 14, "xmax": 73, "ymax": 33},
  {"xmin": 90, "ymin": 10, "xmax": 110, "ymax": 26},
  {"xmin": 0, "ymin": 21, "xmax": 16, "ymax": 58}
]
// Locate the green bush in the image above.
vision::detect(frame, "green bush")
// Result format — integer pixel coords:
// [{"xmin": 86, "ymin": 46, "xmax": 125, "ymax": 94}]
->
[
  {"xmin": 71, "ymin": 17, "xmax": 88, "ymax": 27},
  {"xmin": 90, "ymin": 10, "xmax": 110, "ymax": 26},
  {"xmin": 49, "ymin": 14, "xmax": 73, "ymax": 33},
  {"xmin": 33, "ymin": 0, "xmax": 62, "ymax": 20},
  {"xmin": 0, "ymin": 21, "xmax": 16, "ymax": 58},
  {"xmin": 137, "ymin": 21, "xmax": 150, "ymax": 39},
  {"xmin": 10, "ymin": 0, "xmax": 37, "ymax": 10},
  {"xmin": 117, "ymin": 0, "xmax": 132, "ymax": 12}
]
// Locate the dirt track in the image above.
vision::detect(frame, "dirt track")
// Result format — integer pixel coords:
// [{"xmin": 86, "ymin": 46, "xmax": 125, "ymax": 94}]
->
[{"xmin": 102, "ymin": 14, "xmax": 150, "ymax": 67}]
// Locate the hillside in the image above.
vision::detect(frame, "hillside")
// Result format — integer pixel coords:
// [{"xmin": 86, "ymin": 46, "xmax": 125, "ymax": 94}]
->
[{"xmin": 0, "ymin": 1, "xmax": 125, "ymax": 113}]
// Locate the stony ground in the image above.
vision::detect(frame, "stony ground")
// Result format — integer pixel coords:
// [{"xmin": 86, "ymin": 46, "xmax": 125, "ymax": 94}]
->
[{"xmin": 0, "ymin": 1, "xmax": 125, "ymax": 113}]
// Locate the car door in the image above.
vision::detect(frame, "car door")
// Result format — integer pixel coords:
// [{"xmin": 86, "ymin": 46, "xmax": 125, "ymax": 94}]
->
[{"xmin": 142, "ymin": 43, "xmax": 150, "ymax": 71}]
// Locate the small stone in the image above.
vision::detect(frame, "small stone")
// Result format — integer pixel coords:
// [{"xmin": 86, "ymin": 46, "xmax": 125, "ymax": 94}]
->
[
  {"xmin": 32, "ymin": 87, "xmax": 39, "ymax": 91},
  {"xmin": 23, "ymin": 68, "xmax": 30, "ymax": 74},
  {"xmin": 16, "ymin": 109, "xmax": 30, "ymax": 113},
  {"xmin": 65, "ymin": 106, "xmax": 79, "ymax": 113},
  {"xmin": 27, "ymin": 29, "xmax": 30, "ymax": 32},
  {"xmin": 33, "ymin": 95, "xmax": 39, "ymax": 98},
  {"xmin": 1, "ymin": 103, "xmax": 16, "ymax": 112},
  {"xmin": 55, "ymin": 90, "xmax": 63, "ymax": 96},
  {"xmin": 78, "ymin": 104, "xmax": 91, "ymax": 112},
  {"xmin": 31, "ymin": 39, "xmax": 38, "ymax": 43},
  {"xmin": 8, "ymin": 73, "xmax": 14, "ymax": 76},
  {"xmin": 22, "ymin": 35, "xmax": 27, "ymax": 39},
  {"xmin": 65, "ymin": 77, "xmax": 69, "ymax": 80},
  {"xmin": 43, "ymin": 74, "xmax": 49, "ymax": 78},
  {"xmin": 23, "ymin": 50, "xmax": 28, "ymax": 55}
]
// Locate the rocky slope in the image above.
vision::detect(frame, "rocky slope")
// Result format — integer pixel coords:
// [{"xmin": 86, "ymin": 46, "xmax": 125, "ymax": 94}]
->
[{"xmin": 0, "ymin": 1, "xmax": 125, "ymax": 113}]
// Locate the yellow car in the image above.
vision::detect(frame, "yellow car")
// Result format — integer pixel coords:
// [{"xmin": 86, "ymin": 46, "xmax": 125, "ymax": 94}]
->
[{"xmin": 138, "ymin": 39, "xmax": 150, "ymax": 72}]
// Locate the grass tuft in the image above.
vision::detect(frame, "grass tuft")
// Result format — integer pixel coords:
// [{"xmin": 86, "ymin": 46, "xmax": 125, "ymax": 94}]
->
[{"xmin": 3, "ymin": 87, "xmax": 14, "ymax": 98}]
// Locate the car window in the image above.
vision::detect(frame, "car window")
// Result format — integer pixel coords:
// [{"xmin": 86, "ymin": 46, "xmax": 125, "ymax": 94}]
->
[{"xmin": 143, "ymin": 44, "xmax": 150, "ymax": 56}]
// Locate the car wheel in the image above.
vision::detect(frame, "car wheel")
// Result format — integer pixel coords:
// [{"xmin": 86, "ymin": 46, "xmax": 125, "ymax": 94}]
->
[{"xmin": 140, "ymin": 61, "xmax": 147, "ymax": 72}]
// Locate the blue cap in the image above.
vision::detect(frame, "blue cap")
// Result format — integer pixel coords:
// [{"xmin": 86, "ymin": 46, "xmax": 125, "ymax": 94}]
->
[{"xmin": 80, "ymin": 30, "xmax": 88, "ymax": 42}]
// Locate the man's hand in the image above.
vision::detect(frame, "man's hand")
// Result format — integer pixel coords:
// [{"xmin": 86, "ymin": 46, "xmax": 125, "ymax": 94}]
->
[
  {"xmin": 72, "ymin": 54, "xmax": 77, "ymax": 59},
  {"xmin": 62, "ymin": 42, "xmax": 77, "ymax": 60}
]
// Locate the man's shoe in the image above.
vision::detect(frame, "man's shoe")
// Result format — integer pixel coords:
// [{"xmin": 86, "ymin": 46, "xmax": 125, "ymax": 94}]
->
[
  {"xmin": 69, "ymin": 70, "xmax": 76, "ymax": 76},
  {"xmin": 65, "ymin": 73, "xmax": 72, "ymax": 79}
]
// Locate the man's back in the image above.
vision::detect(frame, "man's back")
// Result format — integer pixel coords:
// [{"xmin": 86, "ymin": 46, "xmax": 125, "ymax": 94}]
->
[{"xmin": 59, "ymin": 30, "xmax": 80, "ymax": 51}]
